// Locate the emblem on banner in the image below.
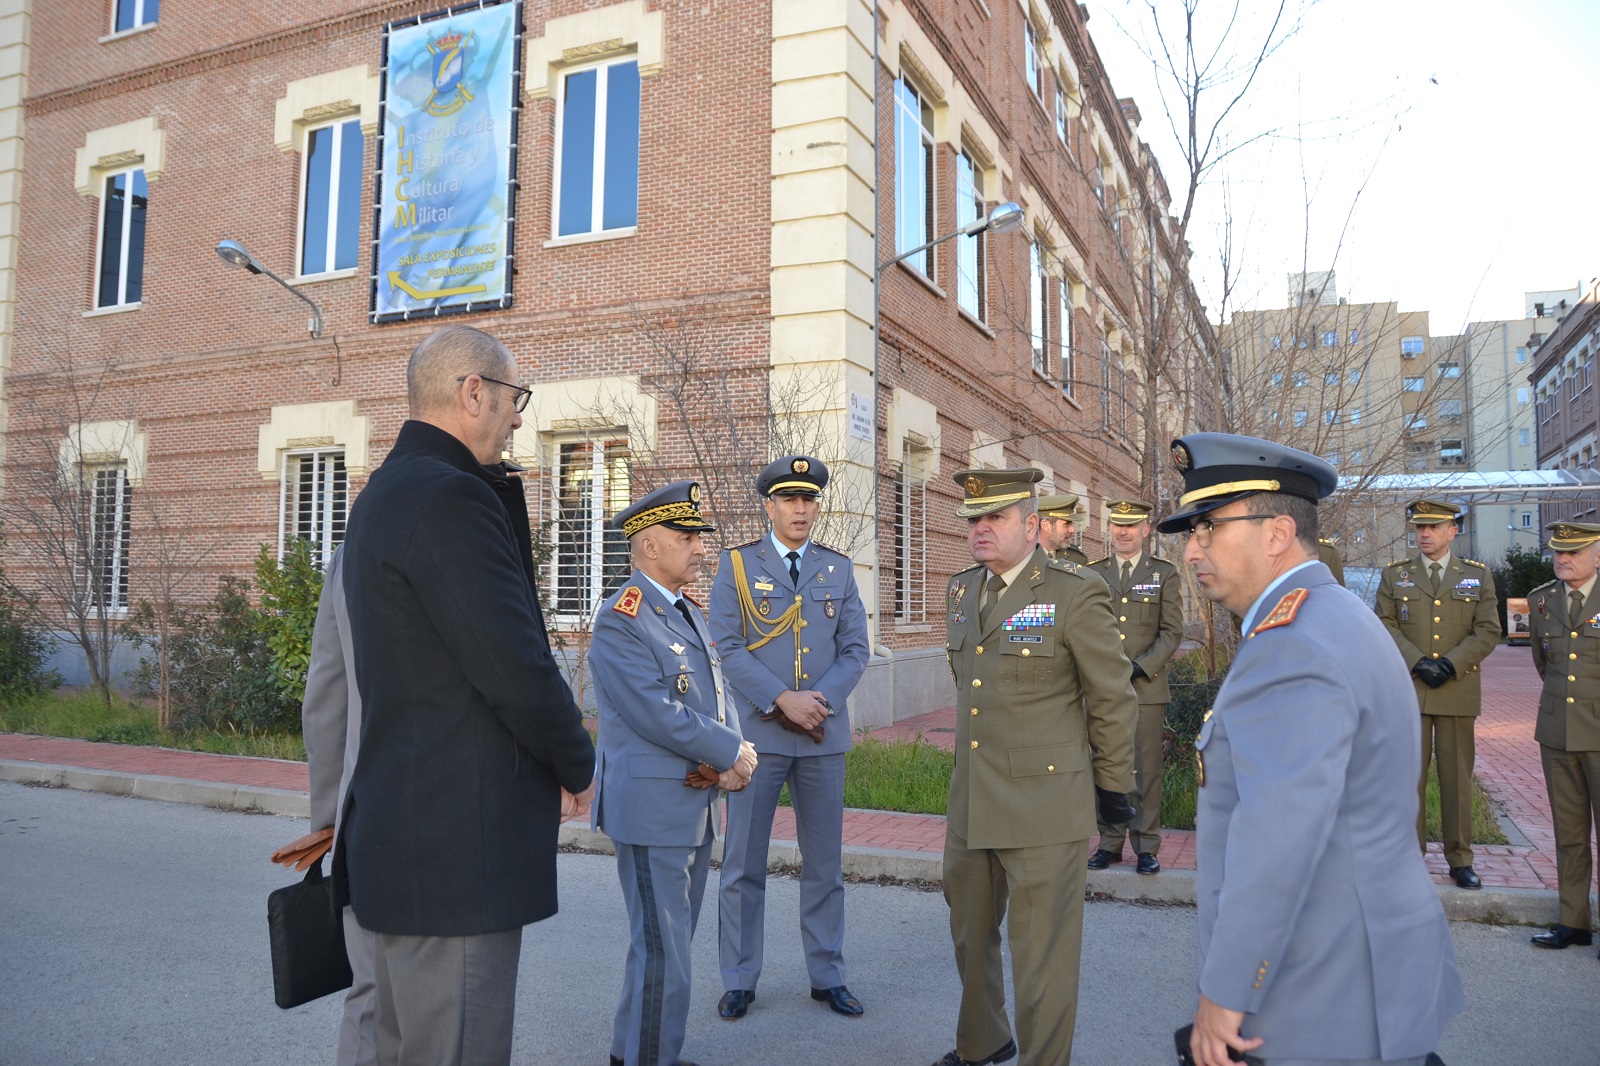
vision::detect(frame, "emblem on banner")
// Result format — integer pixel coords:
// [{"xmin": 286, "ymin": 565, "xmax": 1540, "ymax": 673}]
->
[{"xmin": 424, "ymin": 29, "xmax": 476, "ymax": 117}]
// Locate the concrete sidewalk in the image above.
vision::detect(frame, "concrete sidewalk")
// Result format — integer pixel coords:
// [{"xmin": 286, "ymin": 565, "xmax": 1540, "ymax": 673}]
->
[{"xmin": 0, "ymin": 644, "xmax": 1573, "ymax": 923}]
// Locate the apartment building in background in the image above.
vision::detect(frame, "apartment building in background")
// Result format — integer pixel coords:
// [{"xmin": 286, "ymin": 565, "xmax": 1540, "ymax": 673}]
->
[{"xmin": 1, "ymin": 0, "xmax": 1206, "ymax": 715}]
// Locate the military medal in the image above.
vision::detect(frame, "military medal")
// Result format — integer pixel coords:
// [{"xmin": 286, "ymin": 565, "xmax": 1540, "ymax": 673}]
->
[
  {"xmin": 676, "ymin": 675, "xmax": 689, "ymax": 694},
  {"xmin": 758, "ymin": 599, "xmax": 771, "ymax": 617},
  {"xmin": 825, "ymin": 601, "xmax": 836, "ymax": 618}
]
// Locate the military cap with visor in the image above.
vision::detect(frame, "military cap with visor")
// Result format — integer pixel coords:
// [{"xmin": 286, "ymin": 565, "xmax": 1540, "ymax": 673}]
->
[
  {"xmin": 757, "ymin": 455, "xmax": 828, "ymax": 498},
  {"xmin": 1547, "ymin": 521, "xmax": 1600, "ymax": 552},
  {"xmin": 1038, "ymin": 493, "xmax": 1082, "ymax": 521},
  {"xmin": 953, "ymin": 467, "xmax": 1045, "ymax": 518},
  {"xmin": 1156, "ymin": 432, "xmax": 1338, "ymax": 534},
  {"xmin": 1105, "ymin": 499, "xmax": 1155, "ymax": 526},
  {"xmin": 613, "ymin": 480, "xmax": 717, "ymax": 538},
  {"xmin": 1406, "ymin": 498, "xmax": 1461, "ymax": 527}
]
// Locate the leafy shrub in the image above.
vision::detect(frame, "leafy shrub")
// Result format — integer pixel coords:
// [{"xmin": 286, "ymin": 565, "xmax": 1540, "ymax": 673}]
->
[
  {"xmin": 254, "ymin": 540, "xmax": 324, "ymax": 705},
  {"xmin": 0, "ymin": 547, "xmax": 61, "ymax": 706}
]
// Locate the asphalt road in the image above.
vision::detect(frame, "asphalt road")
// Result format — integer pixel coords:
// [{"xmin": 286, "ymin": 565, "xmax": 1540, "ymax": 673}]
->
[{"xmin": 0, "ymin": 781, "xmax": 1594, "ymax": 1065}]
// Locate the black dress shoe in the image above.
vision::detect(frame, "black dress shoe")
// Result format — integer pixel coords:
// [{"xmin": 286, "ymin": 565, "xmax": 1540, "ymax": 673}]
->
[
  {"xmin": 717, "ymin": 989, "xmax": 754, "ymax": 1019},
  {"xmin": 1136, "ymin": 852, "xmax": 1161, "ymax": 875},
  {"xmin": 810, "ymin": 984, "xmax": 863, "ymax": 1016},
  {"xmin": 1086, "ymin": 849, "xmax": 1122, "ymax": 870},
  {"xmin": 1531, "ymin": 924, "xmax": 1593, "ymax": 949},
  {"xmin": 610, "ymin": 1058, "xmax": 623, "ymax": 1066},
  {"xmin": 1448, "ymin": 865, "xmax": 1481, "ymax": 890},
  {"xmin": 930, "ymin": 1039, "xmax": 1018, "ymax": 1066}
]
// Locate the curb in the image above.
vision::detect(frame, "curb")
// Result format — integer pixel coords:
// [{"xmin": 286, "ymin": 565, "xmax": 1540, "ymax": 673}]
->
[{"xmin": 2, "ymin": 759, "xmax": 1563, "ymax": 925}]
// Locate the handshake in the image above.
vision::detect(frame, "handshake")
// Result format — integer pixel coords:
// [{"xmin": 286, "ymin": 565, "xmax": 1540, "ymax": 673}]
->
[
  {"xmin": 1413, "ymin": 657, "xmax": 1457, "ymax": 689},
  {"xmin": 685, "ymin": 740, "xmax": 759, "ymax": 792}
]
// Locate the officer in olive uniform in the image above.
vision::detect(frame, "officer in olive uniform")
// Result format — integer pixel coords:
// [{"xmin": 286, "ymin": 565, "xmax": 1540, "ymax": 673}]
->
[
  {"xmin": 711, "ymin": 456, "xmax": 870, "ymax": 1021},
  {"xmin": 1319, "ymin": 538, "xmax": 1346, "ymax": 587},
  {"xmin": 1374, "ymin": 498, "xmax": 1501, "ymax": 890},
  {"xmin": 1526, "ymin": 521, "xmax": 1600, "ymax": 953},
  {"xmin": 591, "ymin": 481, "xmax": 758, "ymax": 1066},
  {"xmin": 1086, "ymin": 500, "xmax": 1185, "ymax": 875},
  {"xmin": 1038, "ymin": 493, "xmax": 1089, "ymax": 565},
  {"xmin": 936, "ymin": 468, "xmax": 1136, "ymax": 1066}
]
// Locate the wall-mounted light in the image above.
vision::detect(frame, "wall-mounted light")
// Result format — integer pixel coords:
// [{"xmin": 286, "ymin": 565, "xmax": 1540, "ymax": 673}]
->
[{"xmin": 215, "ymin": 239, "xmax": 324, "ymax": 338}]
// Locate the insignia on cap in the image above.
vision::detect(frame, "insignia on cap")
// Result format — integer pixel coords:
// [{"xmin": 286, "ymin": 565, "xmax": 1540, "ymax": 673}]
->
[
  {"xmin": 689, "ymin": 483, "xmax": 700, "ymax": 503},
  {"xmin": 1115, "ymin": 501, "xmax": 1133, "ymax": 514},
  {"xmin": 1171, "ymin": 442, "xmax": 1191, "ymax": 472},
  {"xmin": 1557, "ymin": 524, "xmax": 1575, "ymax": 539},
  {"xmin": 793, "ymin": 458, "xmax": 810, "ymax": 474},
  {"xmin": 966, "ymin": 475, "xmax": 987, "ymax": 497}
]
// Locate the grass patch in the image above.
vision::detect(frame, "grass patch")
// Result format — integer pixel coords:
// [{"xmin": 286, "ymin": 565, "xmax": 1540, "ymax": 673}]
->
[
  {"xmin": 777, "ymin": 736, "xmax": 954, "ymax": 815},
  {"xmin": 1, "ymin": 690, "xmax": 305, "ymax": 761},
  {"xmin": 1422, "ymin": 762, "xmax": 1508, "ymax": 845}
]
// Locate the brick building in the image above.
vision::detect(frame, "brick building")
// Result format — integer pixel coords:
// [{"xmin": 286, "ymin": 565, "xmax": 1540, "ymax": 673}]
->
[
  {"xmin": 1531, "ymin": 279, "xmax": 1600, "ymax": 531},
  {"xmin": 1, "ymin": 0, "xmax": 1205, "ymax": 718}
]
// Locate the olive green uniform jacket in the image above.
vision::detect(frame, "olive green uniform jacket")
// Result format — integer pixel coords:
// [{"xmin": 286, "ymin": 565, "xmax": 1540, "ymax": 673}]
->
[
  {"xmin": 1528, "ymin": 579, "xmax": 1600, "ymax": 752},
  {"xmin": 945, "ymin": 548, "xmax": 1136, "ymax": 849},
  {"xmin": 1086, "ymin": 553, "xmax": 1185, "ymax": 704},
  {"xmin": 1374, "ymin": 554, "xmax": 1500, "ymax": 716}
]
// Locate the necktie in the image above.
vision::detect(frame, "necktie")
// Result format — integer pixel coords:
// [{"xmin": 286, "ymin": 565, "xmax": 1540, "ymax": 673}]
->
[
  {"xmin": 1121, "ymin": 560, "xmax": 1133, "ymax": 593},
  {"xmin": 674, "ymin": 598, "xmax": 697, "ymax": 631},
  {"xmin": 787, "ymin": 550, "xmax": 801, "ymax": 586},
  {"xmin": 1429, "ymin": 562, "xmax": 1442, "ymax": 594},
  {"xmin": 979, "ymin": 573, "xmax": 1006, "ymax": 630},
  {"xmin": 1572, "ymin": 590, "xmax": 1585, "ymax": 626}
]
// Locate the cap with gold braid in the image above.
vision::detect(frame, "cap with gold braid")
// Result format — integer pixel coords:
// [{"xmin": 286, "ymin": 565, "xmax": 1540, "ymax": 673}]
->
[
  {"xmin": 1405, "ymin": 498, "xmax": 1461, "ymax": 527},
  {"xmin": 1105, "ymin": 499, "xmax": 1154, "ymax": 526},
  {"xmin": 1156, "ymin": 433, "xmax": 1337, "ymax": 534},
  {"xmin": 757, "ymin": 455, "xmax": 828, "ymax": 498},
  {"xmin": 1547, "ymin": 521, "xmax": 1600, "ymax": 551},
  {"xmin": 612, "ymin": 480, "xmax": 717, "ymax": 538},
  {"xmin": 953, "ymin": 467, "xmax": 1045, "ymax": 518},
  {"xmin": 1038, "ymin": 493, "xmax": 1081, "ymax": 521}
]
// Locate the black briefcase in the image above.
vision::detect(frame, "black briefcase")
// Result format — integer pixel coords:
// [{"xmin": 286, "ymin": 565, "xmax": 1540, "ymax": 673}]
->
[{"xmin": 266, "ymin": 859, "xmax": 353, "ymax": 1009}]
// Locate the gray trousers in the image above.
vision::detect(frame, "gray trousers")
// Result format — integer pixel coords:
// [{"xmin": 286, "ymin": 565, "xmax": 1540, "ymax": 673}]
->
[
  {"xmin": 339, "ymin": 907, "xmax": 378, "ymax": 1066},
  {"xmin": 612, "ymin": 830, "xmax": 714, "ymax": 1066},
  {"xmin": 370, "ymin": 926, "xmax": 522, "ymax": 1066},
  {"xmin": 718, "ymin": 751, "xmax": 847, "ymax": 991}
]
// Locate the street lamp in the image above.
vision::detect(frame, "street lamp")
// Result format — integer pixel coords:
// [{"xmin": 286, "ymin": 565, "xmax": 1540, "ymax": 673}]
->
[{"xmin": 215, "ymin": 239, "xmax": 324, "ymax": 338}]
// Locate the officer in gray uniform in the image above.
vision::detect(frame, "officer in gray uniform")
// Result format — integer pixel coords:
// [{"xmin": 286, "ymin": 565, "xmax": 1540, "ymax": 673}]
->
[
  {"xmin": 711, "ymin": 455, "xmax": 870, "ymax": 1020},
  {"xmin": 1160, "ymin": 433, "xmax": 1463, "ymax": 1066},
  {"xmin": 591, "ymin": 480, "xmax": 758, "ymax": 1066}
]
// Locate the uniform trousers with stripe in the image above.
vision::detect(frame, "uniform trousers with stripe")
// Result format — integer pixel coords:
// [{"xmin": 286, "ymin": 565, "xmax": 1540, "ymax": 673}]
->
[{"xmin": 612, "ymin": 812, "xmax": 715, "ymax": 1066}]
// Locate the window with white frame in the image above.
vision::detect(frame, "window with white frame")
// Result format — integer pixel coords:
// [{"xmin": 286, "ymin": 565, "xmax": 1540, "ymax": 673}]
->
[
  {"xmin": 1521, "ymin": 511, "xmax": 1533, "ymax": 527},
  {"xmin": 1030, "ymin": 242, "xmax": 1049, "ymax": 376},
  {"xmin": 1437, "ymin": 398, "xmax": 1463, "ymax": 423},
  {"xmin": 1519, "ymin": 428, "xmax": 1531, "ymax": 446},
  {"xmin": 299, "ymin": 118, "xmax": 362, "ymax": 276},
  {"xmin": 1320, "ymin": 330, "xmax": 1338, "ymax": 347},
  {"xmin": 1403, "ymin": 376, "xmax": 1425, "ymax": 392},
  {"xmin": 1440, "ymin": 439, "xmax": 1465, "ymax": 464},
  {"xmin": 1401, "ymin": 336, "xmax": 1425, "ymax": 357},
  {"xmin": 1292, "ymin": 372, "xmax": 1309, "ymax": 388},
  {"xmin": 1324, "ymin": 371, "xmax": 1341, "ymax": 386},
  {"xmin": 1351, "ymin": 448, "xmax": 1364, "ymax": 465},
  {"xmin": 1408, "ymin": 530, "xmax": 1418, "ymax": 547},
  {"xmin": 894, "ymin": 77, "xmax": 936, "ymax": 276},
  {"xmin": 554, "ymin": 59, "xmax": 640, "ymax": 238},
  {"xmin": 1269, "ymin": 372, "xmax": 1284, "ymax": 388},
  {"xmin": 1569, "ymin": 368, "xmax": 1578, "ymax": 399},
  {"xmin": 1348, "ymin": 328, "xmax": 1361, "ymax": 344},
  {"xmin": 1055, "ymin": 82, "xmax": 1069, "ymax": 144},
  {"xmin": 113, "ymin": 0, "xmax": 158, "ymax": 33},
  {"xmin": 1323, "ymin": 408, "xmax": 1339, "ymax": 426},
  {"xmin": 1059, "ymin": 277, "xmax": 1073, "ymax": 396},
  {"xmin": 1292, "ymin": 409, "xmax": 1308, "ymax": 427},
  {"xmin": 1269, "ymin": 335, "xmax": 1281, "ymax": 350},
  {"xmin": 955, "ymin": 151, "xmax": 985, "ymax": 320},
  {"xmin": 87, "ymin": 463, "xmax": 132, "ymax": 613},
  {"xmin": 552, "ymin": 437, "xmax": 631, "ymax": 618},
  {"xmin": 1348, "ymin": 368, "xmax": 1362, "ymax": 385},
  {"xmin": 280, "ymin": 449, "xmax": 347, "ymax": 568},
  {"xmin": 1437, "ymin": 361, "xmax": 1461, "ymax": 379},
  {"xmin": 1516, "ymin": 346, "xmax": 1528, "ymax": 364},
  {"xmin": 1024, "ymin": 20, "xmax": 1043, "ymax": 98},
  {"xmin": 96, "ymin": 168, "xmax": 147, "ymax": 309},
  {"xmin": 1518, "ymin": 387, "xmax": 1529, "ymax": 404},
  {"xmin": 1349, "ymin": 405, "xmax": 1362, "ymax": 425},
  {"xmin": 893, "ymin": 441, "xmax": 930, "ymax": 623}
]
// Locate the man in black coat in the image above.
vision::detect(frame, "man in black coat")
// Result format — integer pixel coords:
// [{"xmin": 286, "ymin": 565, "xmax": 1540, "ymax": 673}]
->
[{"xmin": 336, "ymin": 324, "xmax": 596, "ymax": 1066}]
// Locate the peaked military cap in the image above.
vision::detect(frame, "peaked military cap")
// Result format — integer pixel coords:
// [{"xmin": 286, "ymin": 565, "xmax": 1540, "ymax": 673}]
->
[
  {"xmin": 1156, "ymin": 432, "xmax": 1337, "ymax": 534},
  {"xmin": 757, "ymin": 455, "xmax": 828, "ymax": 498},
  {"xmin": 953, "ymin": 467, "xmax": 1045, "ymax": 518},
  {"xmin": 1406, "ymin": 498, "xmax": 1461, "ymax": 526},
  {"xmin": 1038, "ymin": 493, "xmax": 1081, "ymax": 520},
  {"xmin": 1547, "ymin": 521, "xmax": 1600, "ymax": 551},
  {"xmin": 613, "ymin": 480, "xmax": 716, "ymax": 538},
  {"xmin": 1105, "ymin": 499, "xmax": 1154, "ymax": 526}
]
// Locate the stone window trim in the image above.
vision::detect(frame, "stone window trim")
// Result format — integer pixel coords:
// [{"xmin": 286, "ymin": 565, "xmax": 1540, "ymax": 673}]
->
[
  {"xmin": 524, "ymin": 0, "xmax": 665, "ymax": 102},
  {"xmin": 886, "ymin": 387, "xmax": 941, "ymax": 482},
  {"xmin": 510, "ymin": 375, "xmax": 658, "ymax": 465},
  {"xmin": 257, "ymin": 400, "xmax": 370, "ymax": 480},
  {"xmin": 60, "ymin": 419, "xmax": 148, "ymax": 487},
  {"xmin": 75, "ymin": 117, "xmax": 165, "ymax": 198},
  {"xmin": 274, "ymin": 66, "xmax": 381, "ymax": 157}
]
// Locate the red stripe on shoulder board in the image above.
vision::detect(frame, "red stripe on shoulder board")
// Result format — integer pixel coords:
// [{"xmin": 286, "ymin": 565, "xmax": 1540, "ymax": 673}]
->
[
  {"xmin": 1251, "ymin": 588, "xmax": 1309, "ymax": 635},
  {"xmin": 613, "ymin": 587, "xmax": 642, "ymax": 617}
]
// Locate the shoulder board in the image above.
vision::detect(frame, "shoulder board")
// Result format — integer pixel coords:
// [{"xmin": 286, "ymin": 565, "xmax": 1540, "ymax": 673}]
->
[
  {"xmin": 1047, "ymin": 557, "xmax": 1082, "ymax": 572},
  {"xmin": 810, "ymin": 540, "xmax": 849, "ymax": 556},
  {"xmin": 1529, "ymin": 578, "xmax": 1558, "ymax": 597},
  {"xmin": 1387, "ymin": 560, "xmax": 1409, "ymax": 570},
  {"xmin": 952, "ymin": 563, "xmax": 985, "ymax": 580},
  {"xmin": 726, "ymin": 537, "xmax": 763, "ymax": 552},
  {"xmin": 1463, "ymin": 558, "xmax": 1487, "ymax": 569},
  {"xmin": 613, "ymin": 586, "xmax": 643, "ymax": 618},
  {"xmin": 1147, "ymin": 554, "xmax": 1173, "ymax": 567},
  {"xmin": 681, "ymin": 591, "xmax": 703, "ymax": 608},
  {"xmin": 1251, "ymin": 588, "xmax": 1309, "ymax": 636},
  {"xmin": 1319, "ymin": 538, "xmax": 1336, "ymax": 546}
]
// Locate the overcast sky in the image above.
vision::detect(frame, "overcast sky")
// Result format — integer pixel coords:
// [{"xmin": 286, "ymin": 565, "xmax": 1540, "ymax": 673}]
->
[{"xmin": 1089, "ymin": 0, "xmax": 1599, "ymax": 331}]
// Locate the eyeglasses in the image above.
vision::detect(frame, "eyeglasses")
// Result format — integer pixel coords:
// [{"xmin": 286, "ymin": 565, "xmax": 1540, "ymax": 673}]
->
[
  {"xmin": 1183, "ymin": 514, "xmax": 1275, "ymax": 548},
  {"xmin": 458, "ymin": 373, "xmax": 531, "ymax": 413}
]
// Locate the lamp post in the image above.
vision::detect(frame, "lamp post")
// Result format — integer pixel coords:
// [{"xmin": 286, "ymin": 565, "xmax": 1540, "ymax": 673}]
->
[{"xmin": 215, "ymin": 239, "xmax": 324, "ymax": 338}]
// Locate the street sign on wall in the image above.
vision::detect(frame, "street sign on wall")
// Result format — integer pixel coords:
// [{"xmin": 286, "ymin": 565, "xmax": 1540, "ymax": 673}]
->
[{"xmin": 371, "ymin": 1, "xmax": 521, "ymax": 322}]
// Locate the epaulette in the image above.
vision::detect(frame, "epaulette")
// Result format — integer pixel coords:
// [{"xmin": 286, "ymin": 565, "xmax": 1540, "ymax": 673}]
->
[
  {"xmin": 1529, "ymin": 578, "xmax": 1559, "ymax": 597},
  {"xmin": 950, "ymin": 563, "xmax": 985, "ymax": 585},
  {"xmin": 1250, "ymin": 588, "xmax": 1309, "ymax": 636},
  {"xmin": 1319, "ymin": 537, "xmax": 1337, "ymax": 547},
  {"xmin": 1046, "ymin": 557, "xmax": 1082, "ymax": 573},
  {"xmin": 726, "ymin": 537, "xmax": 763, "ymax": 551},
  {"xmin": 1387, "ymin": 560, "xmax": 1409, "ymax": 569},
  {"xmin": 811, "ymin": 539, "xmax": 849, "ymax": 556},
  {"xmin": 613, "ymin": 586, "xmax": 643, "ymax": 617},
  {"xmin": 682, "ymin": 591, "xmax": 703, "ymax": 608},
  {"xmin": 1463, "ymin": 558, "xmax": 1487, "ymax": 569}
]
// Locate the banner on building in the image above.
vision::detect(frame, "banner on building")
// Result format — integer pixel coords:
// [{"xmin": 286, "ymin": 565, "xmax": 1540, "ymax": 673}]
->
[{"xmin": 371, "ymin": 1, "xmax": 521, "ymax": 322}]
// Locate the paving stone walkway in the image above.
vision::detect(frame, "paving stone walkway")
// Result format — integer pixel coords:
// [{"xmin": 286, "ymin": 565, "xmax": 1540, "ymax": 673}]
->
[{"xmin": 0, "ymin": 643, "xmax": 1566, "ymax": 890}]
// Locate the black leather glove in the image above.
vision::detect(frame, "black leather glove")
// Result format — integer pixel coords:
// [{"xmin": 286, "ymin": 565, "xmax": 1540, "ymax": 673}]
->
[
  {"xmin": 1413, "ymin": 659, "xmax": 1447, "ymax": 689},
  {"xmin": 1130, "ymin": 661, "xmax": 1148, "ymax": 682},
  {"xmin": 1436, "ymin": 657, "xmax": 1457, "ymax": 680},
  {"xmin": 1096, "ymin": 787, "xmax": 1136, "ymax": 826}
]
